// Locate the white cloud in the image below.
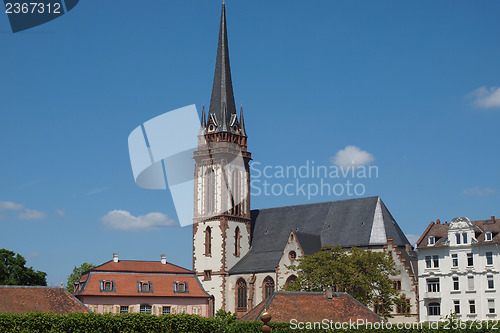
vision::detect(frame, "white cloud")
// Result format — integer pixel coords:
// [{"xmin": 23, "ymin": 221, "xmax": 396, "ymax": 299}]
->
[
  {"xmin": 330, "ymin": 145, "xmax": 375, "ymax": 168},
  {"xmin": 0, "ymin": 201, "xmax": 24, "ymax": 211},
  {"xmin": 56, "ymin": 209, "xmax": 65, "ymax": 217},
  {"xmin": 100, "ymin": 210, "xmax": 177, "ymax": 231},
  {"xmin": 462, "ymin": 187, "xmax": 495, "ymax": 196},
  {"xmin": 18, "ymin": 209, "xmax": 47, "ymax": 220},
  {"xmin": 468, "ymin": 86, "xmax": 500, "ymax": 108}
]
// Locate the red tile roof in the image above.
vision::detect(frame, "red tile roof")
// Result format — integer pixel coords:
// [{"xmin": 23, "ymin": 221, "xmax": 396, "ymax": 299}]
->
[
  {"xmin": 239, "ymin": 291, "xmax": 383, "ymax": 323},
  {"xmin": 75, "ymin": 272, "xmax": 209, "ymax": 298},
  {"xmin": 0, "ymin": 286, "xmax": 89, "ymax": 314},
  {"xmin": 92, "ymin": 260, "xmax": 193, "ymax": 274},
  {"xmin": 417, "ymin": 217, "xmax": 500, "ymax": 248}
]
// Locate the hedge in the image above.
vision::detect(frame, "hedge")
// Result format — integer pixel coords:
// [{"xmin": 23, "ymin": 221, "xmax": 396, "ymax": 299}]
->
[{"xmin": 0, "ymin": 312, "xmax": 498, "ymax": 332}]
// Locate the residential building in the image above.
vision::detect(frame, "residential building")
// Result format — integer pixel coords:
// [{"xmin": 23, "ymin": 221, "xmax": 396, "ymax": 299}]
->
[
  {"xmin": 74, "ymin": 254, "xmax": 212, "ymax": 316},
  {"xmin": 192, "ymin": 2, "xmax": 418, "ymax": 322},
  {"xmin": 417, "ymin": 216, "xmax": 500, "ymax": 322},
  {"xmin": 0, "ymin": 286, "xmax": 89, "ymax": 314}
]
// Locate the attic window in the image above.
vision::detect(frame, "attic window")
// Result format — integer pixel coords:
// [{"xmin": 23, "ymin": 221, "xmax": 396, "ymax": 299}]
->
[
  {"xmin": 289, "ymin": 251, "xmax": 297, "ymax": 260},
  {"xmin": 99, "ymin": 280, "xmax": 115, "ymax": 292},
  {"xmin": 138, "ymin": 281, "xmax": 153, "ymax": 293},
  {"xmin": 429, "ymin": 236, "xmax": 435, "ymax": 245},
  {"xmin": 486, "ymin": 231, "xmax": 493, "ymax": 241},
  {"xmin": 173, "ymin": 281, "xmax": 189, "ymax": 294}
]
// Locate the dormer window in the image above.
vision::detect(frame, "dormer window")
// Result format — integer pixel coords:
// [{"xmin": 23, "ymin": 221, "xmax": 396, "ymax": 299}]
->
[
  {"xmin": 173, "ymin": 281, "xmax": 189, "ymax": 294},
  {"xmin": 138, "ymin": 281, "xmax": 153, "ymax": 293},
  {"xmin": 486, "ymin": 231, "xmax": 493, "ymax": 241},
  {"xmin": 428, "ymin": 236, "xmax": 435, "ymax": 245},
  {"xmin": 100, "ymin": 280, "xmax": 115, "ymax": 292}
]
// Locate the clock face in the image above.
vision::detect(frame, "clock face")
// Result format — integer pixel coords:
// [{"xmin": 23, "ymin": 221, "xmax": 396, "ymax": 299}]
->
[{"xmin": 207, "ymin": 124, "xmax": 216, "ymax": 133}]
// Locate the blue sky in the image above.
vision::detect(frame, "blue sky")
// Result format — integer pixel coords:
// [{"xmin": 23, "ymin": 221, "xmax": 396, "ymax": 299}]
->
[{"xmin": 1, "ymin": 1, "xmax": 499, "ymax": 286}]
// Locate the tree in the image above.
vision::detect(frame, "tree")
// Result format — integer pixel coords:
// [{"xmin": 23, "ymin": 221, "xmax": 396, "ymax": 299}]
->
[
  {"xmin": 66, "ymin": 262, "xmax": 95, "ymax": 292},
  {"xmin": 0, "ymin": 249, "xmax": 47, "ymax": 286},
  {"xmin": 284, "ymin": 246, "xmax": 406, "ymax": 318}
]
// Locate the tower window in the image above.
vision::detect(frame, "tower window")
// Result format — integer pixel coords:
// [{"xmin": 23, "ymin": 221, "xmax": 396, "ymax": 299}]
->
[
  {"xmin": 234, "ymin": 227, "xmax": 241, "ymax": 257},
  {"xmin": 236, "ymin": 278, "xmax": 247, "ymax": 311},
  {"xmin": 289, "ymin": 251, "xmax": 297, "ymax": 260},
  {"xmin": 204, "ymin": 270, "xmax": 212, "ymax": 281},
  {"xmin": 205, "ymin": 226, "xmax": 212, "ymax": 256}
]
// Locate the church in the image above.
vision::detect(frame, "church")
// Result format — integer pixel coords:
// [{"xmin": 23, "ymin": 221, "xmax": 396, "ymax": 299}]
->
[{"xmin": 192, "ymin": 3, "xmax": 418, "ymax": 322}]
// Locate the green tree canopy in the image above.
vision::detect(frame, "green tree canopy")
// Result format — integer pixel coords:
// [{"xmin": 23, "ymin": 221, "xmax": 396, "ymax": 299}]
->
[
  {"xmin": 284, "ymin": 246, "xmax": 406, "ymax": 318},
  {"xmin": 0, "ymin": 249, "xmax": 47, "ymax": 286},
  {"xmin": 66, "ymin": 262, "xmax": 95, "ymax": 292}
]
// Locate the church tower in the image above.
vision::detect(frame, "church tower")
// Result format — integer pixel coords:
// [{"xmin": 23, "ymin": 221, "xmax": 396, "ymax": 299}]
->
[{"xmin": 192, "ymin": 2, "xmax": 252, "ymax": 312}]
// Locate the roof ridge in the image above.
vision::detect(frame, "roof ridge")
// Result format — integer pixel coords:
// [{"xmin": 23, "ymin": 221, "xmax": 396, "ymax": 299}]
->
[{"xmin": 251, "ymin": 196, "xmax": 380, "ymax": 212}]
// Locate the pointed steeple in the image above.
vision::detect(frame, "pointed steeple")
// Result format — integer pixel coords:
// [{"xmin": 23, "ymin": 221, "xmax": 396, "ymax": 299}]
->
[
  {"xmin": 199, "ymin": 105, "xmax": 206, "ymax": 135},
  {"xmin": 239, "ymin": 105, "xmax": 247, "ymax": 137},
  {"xmin": 208, "ymin": 2, "xmax": 237, "ymax": 133}
]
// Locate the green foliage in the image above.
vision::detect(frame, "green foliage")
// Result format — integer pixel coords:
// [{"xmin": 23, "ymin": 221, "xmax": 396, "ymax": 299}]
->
[
  {"xmin": 0, "ymin": 249, "xmax": 47, "ymax": 286},
  {"xmin": 0, "ymin": 312, "xmax": 498, "ymax": 332},
  {"xmin": 284, "ymin": 246, "xmax": 401, "ymax": 318},
  {"xmin": 66, "ymin": 262, "xmax": 95, "ymax": 292}
]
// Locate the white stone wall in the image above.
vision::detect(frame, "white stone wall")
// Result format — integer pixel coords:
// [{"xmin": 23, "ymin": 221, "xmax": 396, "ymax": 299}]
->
[
  {"xmin": 225, "ymin": 221, "xmax": 250, "ymax": 271},
  {"xmin": 276, "ymin": 231, "xmax": 303, "ymax": 290},
  {"xmin": 193, "ymin": 221, "xmax": 224, "ymax": 273}
]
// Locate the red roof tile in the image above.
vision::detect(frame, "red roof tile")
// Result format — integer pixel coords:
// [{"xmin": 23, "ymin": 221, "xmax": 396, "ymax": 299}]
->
[
  {"xmin": 76, "ymin": 272, "xmax": 209, "ymax": 298},
  {"xmin": 0, "ymin": 286, "xmax": 89, "ymax": 314},
  {"xmin": 417, "ymin": 218, "xmax": 500, "ymax": 248},
  {"xmin": 93, "ymin": 260, "xmax": 193, "ymax": 274},
  {"xmin": 239, "ymin": 291, "xmax": 383, "ymax": 323}
]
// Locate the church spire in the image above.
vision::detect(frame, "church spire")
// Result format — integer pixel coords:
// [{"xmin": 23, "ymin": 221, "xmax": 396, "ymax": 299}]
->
[
  {"xmin": 208, "ymin": 2, "xmax": 237, "ymax": 133},
  {"xmin": 239, "ymin": 105, "xmax": 247, "ymax": 137}
]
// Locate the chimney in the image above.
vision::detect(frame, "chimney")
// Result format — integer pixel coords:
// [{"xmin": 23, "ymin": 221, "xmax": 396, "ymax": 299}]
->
[
  {"xmin": 113, "ymin": 253, "xmax": 119, "ymax": 263},
  {"xmin": 491, "ymin": 216, "xmax": 496, "ymax": 223},
  {"xmin": 326, "ymin": 286, "xmax": 333, "ymax": 299},
  {"xmin": 161, "ymin": 254, "xmax": 167, "ymax": 265},
  {"xmin": 436, "ymin": 219, "xmax": 441, "ymax": 224}
]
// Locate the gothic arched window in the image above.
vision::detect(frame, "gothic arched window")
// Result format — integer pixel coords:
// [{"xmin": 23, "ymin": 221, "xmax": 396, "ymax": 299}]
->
[
  {"xmin": 205, "ymin": 168, "xmax": 215, "ymax": 215},
  {"xmin": 263, "ymin": 276, "xmax": 275, "ymax": 299},
  {"xmin": 285, "ymin": 275, "xmax": 297, "ymax": 286},
  {"xmin": 205, "ymin": 227, "xmax": 212, "ymax": 256},
  {"xmin": 234, "ymin": 227, "xmax": 241, "ymax": 257},
  {"xmin": 231, "ymin": 169, "xmax": 240, "ymax": 215},
  {"xmin": 236, "ymin": 278, "xmax": 247, "ymax": 310}
]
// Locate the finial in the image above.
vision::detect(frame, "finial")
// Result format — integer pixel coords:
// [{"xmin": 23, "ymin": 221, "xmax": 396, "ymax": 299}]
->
[{"xmin": 223, "ymin": 0, "xmax": 225, "ymax": 4}]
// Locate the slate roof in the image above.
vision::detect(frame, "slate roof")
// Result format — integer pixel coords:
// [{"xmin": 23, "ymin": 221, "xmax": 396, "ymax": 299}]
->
[
  {"xmin": 417, "ymin": 216, "xmax": 500, "ymax": 248},
  {"xmin": 229, "ymin": 196, "xmax": 410, "ymax": 274},
  {"xmin": 239, "ymin": 291, "xmax": 384, "ymax": 323},
  {"xmin": 0, "ymin": 286, "xmax": 89, "ymax": 314},
  {"xmin": 208, "ymin": 3, "xmax": 237, "ymax": 133}
]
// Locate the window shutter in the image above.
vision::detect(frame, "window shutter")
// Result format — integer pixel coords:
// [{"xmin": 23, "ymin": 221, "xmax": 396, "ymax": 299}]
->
[{"xmin": 115, "ymin": 306, "xmax": 119, "ymax": 313}]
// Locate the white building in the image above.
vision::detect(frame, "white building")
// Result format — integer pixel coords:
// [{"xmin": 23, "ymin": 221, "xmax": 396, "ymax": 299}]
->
[{"xmin": 417, "ymin": 216, "xmax": 500, "ymax": 322}]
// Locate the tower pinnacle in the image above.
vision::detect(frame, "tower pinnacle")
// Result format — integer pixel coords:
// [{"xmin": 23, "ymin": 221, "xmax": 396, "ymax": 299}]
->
[{"xmin": 208, "ymin": 2, "xmax": 237, "ymax": 133}]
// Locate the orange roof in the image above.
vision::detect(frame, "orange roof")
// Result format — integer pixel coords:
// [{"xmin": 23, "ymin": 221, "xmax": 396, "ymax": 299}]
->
[
  {"xmin": 0, "ymin": 286, "xmax": 89, "ymax": 314},
  {"xmin": 92, "ymin": 260, "xmax": 193, "ymax": 274},
  {"xmin": 75, "ymin": 272, "xmax": 209, "ymax": 298},
  {"xmin": 240, "ymin": 291, "xmax": 383, "ymax": 323}
]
